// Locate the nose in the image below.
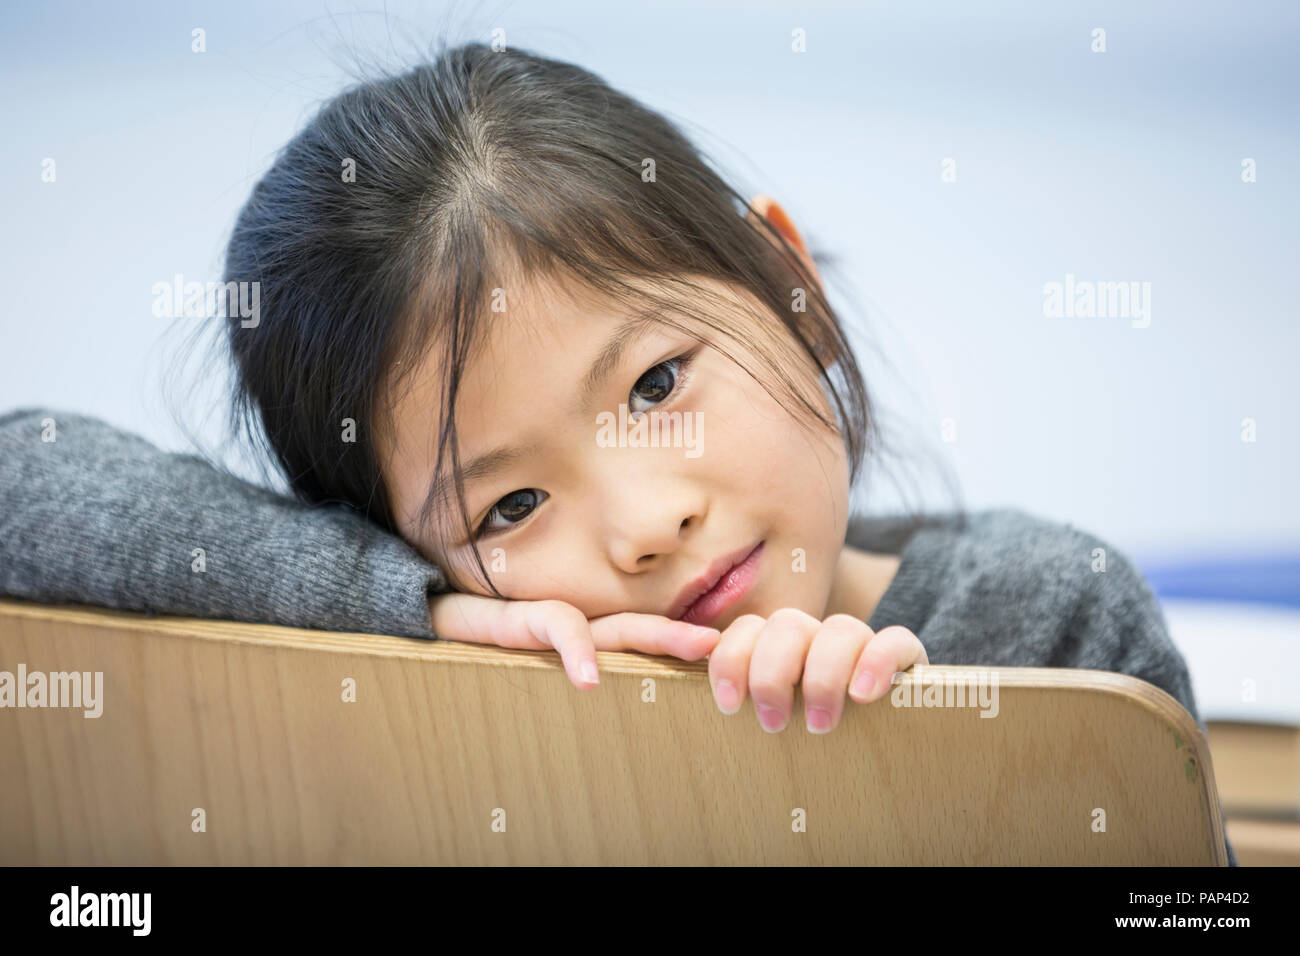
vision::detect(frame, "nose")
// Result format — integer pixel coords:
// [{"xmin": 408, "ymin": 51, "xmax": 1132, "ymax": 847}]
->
[
  {"xmin": 609, "ymin": 515, "xmax": 696, "ymax": 574},
  {"xmin": 602, "ymin": 471, "xmax": 705, "ymax": 574}
]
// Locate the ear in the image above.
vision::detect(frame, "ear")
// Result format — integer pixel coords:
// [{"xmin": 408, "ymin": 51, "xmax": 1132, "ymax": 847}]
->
[
  {"xmin": 746, "ymin": 194, "xmax": 817, "ymax": 277},
  {"xmin": 746, "ymin": 194, "xmax": 837, "ymax": 367}
]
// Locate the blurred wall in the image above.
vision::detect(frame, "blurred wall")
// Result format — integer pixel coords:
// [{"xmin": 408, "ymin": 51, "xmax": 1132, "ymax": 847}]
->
[{"xmin": 1, "ymin": 0, "xmax": 1295, "ymax": 565}]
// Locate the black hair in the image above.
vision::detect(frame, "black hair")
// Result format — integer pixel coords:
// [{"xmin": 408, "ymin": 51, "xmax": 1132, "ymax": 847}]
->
[{"xmin": 199, "ymin": 38, "xmax": 964, "ymax": 595}]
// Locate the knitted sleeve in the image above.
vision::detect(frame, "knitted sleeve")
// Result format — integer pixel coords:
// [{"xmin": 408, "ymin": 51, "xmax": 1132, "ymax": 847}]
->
[{"xmin": 0, "ymin": 407, "xmax": 448, "ymax": 638}]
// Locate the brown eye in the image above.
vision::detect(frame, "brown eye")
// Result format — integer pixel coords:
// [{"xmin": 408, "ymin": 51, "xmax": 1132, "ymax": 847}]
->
[
  {"xmin": 502, "ymin": 490, "xmax": 536, "ymax": 518},
  {"xmin": 629, "ymin": 356, "xmax": 690, "ymax": 416},
  {"xmin": 476, "ymin": 489, "xmax": 547, "ymax": 539}
]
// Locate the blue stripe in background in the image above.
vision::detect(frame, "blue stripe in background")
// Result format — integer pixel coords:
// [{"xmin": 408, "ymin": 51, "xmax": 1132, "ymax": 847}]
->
[{"xmin": 1140, "ymin": 554, "xmax": 1300, "ymax": 608}]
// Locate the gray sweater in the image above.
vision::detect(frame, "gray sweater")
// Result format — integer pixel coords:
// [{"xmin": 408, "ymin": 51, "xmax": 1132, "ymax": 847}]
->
[{"xmin": 0, "ymin": 406, "xmax": 1237, "ymax": 865}]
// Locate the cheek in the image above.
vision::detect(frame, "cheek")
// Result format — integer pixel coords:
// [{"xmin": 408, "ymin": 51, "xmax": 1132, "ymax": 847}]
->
[
  {"xmin": 710, "ymin": 361, "xmax": 850, "ymax": 545},
  {"xmin": 708, "ymin": 363, "xmax": 843, "ymax": 481}
]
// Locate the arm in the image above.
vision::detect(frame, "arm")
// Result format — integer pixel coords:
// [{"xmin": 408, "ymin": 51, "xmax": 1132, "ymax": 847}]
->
[
  {"xmin": 0, "ymin": 407, "xmax": 447, "ymax": 638},
  {"xmin": 1070, "ymin": 539, "xmax": 1204, "ymax": 732}
]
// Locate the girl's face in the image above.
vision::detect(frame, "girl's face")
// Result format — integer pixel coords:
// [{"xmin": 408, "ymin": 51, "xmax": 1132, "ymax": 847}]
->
[{"xmin": 378, "ymin": 269, "xmax": 851, "ymax": 631}]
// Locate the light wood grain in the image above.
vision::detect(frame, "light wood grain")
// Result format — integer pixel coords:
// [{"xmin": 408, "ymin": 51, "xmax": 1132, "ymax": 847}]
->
[{"xmin": 0, "ymin": 598, "xmax": 1229, "ymax": 865}]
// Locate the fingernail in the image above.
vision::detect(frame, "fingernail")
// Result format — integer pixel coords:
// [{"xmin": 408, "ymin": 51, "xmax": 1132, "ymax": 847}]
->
[
  {"xmin": 806, "ymin": 706, "xmax": 832, "ymax": 734},
  {"xmin": 851, "ymin": 671, "xmax": 875, "ymax": 699},
  {"xmin": 715, "ymin": 679, "xmax": 740, "ymax": 714},
  {"xmin": 757, "ymin": 704, "xmax": 786, "ymax": 733},
  {"xmin": 580, "ymin": 661, "xmax": 599, "ymax": 684}
]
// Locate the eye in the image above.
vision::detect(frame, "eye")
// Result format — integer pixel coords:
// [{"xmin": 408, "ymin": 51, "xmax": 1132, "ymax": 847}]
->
[
  {"xmin": 628, "ymin": 352, "xmax": 696, "ymax": 417},
  {"xmin": 470, "ymin": 350, "xmax": 699, "ymax": 542},
  {"xmin": 475, "ymin": 488, "xmax": 548, "ymax": 540}
]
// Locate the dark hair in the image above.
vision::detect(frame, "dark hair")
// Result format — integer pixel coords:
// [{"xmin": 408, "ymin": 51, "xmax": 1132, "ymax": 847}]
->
[{"xmin": 213, "ymin": 39, "xmax": 964, "ymax": 595}]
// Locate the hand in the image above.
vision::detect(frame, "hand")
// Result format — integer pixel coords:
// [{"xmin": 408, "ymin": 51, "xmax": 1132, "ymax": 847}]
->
[
  {"xmin": 429, "ymin": 592, "xmax": 723, "ymax": 690},
  {"xmin": 707, "ymin": 609, "xmax": 928, "ymax": 734}
]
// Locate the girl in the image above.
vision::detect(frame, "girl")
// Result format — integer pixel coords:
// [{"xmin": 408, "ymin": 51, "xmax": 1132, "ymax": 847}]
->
[{"xmin": 0, "ymin": 41, "xmax": 1219, "ymax": 787}]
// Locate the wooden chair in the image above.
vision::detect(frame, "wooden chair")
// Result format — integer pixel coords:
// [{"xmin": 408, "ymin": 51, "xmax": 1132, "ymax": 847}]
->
[{"xmin": 0, "ymin": 597, "xmax": 1230, "ymax": 865}]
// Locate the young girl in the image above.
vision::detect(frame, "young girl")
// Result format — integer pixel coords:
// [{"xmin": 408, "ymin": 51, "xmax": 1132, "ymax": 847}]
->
[{"xmin": 0, "ymin": 40, "xmax": 1233, "ymax": 862}]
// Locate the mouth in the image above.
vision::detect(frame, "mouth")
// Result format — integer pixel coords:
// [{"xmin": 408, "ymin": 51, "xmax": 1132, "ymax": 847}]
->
[{"xmin": 669, "ymin": 540, "xmax": 765, "ymax": 627}]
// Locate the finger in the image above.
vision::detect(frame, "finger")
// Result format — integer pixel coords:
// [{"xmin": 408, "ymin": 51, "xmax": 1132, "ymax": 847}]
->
[
  {"xmin": 588, "ymin": 612, "xmax": 722, "ymax": 661},
  {"xmin": 430, "ymin": 592, "xmax": 529, "ymax": 646},
  {"xmin": 430, "ymin": 594, "xmax": 600, "ymax": 690},
  {"xmin": 748, "ymin": 608, "xmax": 821, "ymax": 733},
  {"xmin": 707, "ymin": 614, "xmax": 766, "ymax": 715},
  {"xmin": 801, "ymin": 615, "xmax": 872, "ymax": 734},
  {"xmin": 848, "ymin": 624, "xmax": 929, "ymax": 704},
  {"xmin": 514, "ymin": 600, "xmax": 603, "ymax": 689}
]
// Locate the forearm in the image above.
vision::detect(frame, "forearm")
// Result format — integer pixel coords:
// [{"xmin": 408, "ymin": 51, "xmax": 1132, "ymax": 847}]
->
[{"xmin": 0, "ymin": 407, "xmax": 448, "ymax": 638}]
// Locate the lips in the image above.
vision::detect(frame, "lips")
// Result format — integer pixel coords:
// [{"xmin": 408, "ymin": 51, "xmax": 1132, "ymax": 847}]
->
[{"xmin": 668, "ymin": 540, "xmax": 764, "ymax": 621}]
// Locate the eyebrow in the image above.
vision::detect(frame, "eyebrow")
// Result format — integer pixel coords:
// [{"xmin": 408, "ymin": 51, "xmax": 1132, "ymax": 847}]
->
[
  {"xmin": 576, "ymin": 307, "xmax": 662, "ymax": 417},
  {"xmin": 419, "ymin": 308, "xmax": 664, "ymax": 529}
]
